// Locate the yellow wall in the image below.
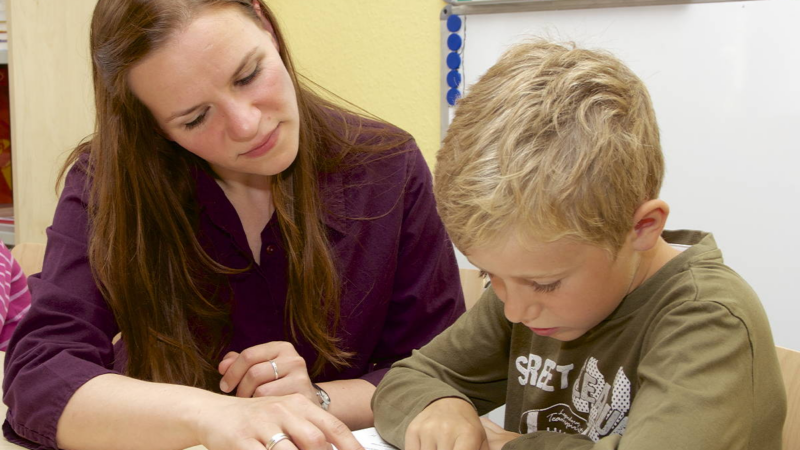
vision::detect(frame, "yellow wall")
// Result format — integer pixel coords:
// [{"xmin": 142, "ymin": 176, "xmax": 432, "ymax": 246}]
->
[{"xmin": 268, "ymin": 1, "xmax": 443, "ymax": 165}]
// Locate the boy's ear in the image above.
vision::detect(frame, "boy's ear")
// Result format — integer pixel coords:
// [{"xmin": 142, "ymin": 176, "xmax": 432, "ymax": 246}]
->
[{"xmin": 630, "ymin": 199, "xmax": 670, "ymax": 252}]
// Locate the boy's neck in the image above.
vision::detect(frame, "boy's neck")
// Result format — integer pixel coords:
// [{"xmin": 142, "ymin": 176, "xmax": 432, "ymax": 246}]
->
[{"xmin": 630, "ymin": 237, "xmax": 682, "ymax": 293}]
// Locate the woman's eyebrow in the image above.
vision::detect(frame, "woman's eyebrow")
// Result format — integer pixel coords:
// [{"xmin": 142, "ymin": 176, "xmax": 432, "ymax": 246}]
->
[{"xmin": 166, "ymin": 47, "xmax": 259, "ymax": 122}]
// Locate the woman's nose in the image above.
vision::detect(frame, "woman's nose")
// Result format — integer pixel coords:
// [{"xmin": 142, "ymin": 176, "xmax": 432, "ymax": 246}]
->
[{"xmin": 224, "ymin": 99, "xmax": 260, "ymax": 142}]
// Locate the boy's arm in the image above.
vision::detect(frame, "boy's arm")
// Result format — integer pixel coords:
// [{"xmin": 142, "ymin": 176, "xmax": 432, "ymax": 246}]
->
[
  {"xmin": 372, "ymin": 288, "xmax": 511, "ymax": 448},
  {"xmin": 500, "ymin": 300, "xmax": 782, "ymax": 450}
]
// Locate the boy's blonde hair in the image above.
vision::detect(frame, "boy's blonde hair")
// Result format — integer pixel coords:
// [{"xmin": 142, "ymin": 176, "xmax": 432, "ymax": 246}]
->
[{"xmin": 435, "ymin": 40, "xmax": 663, "ymax": 254}]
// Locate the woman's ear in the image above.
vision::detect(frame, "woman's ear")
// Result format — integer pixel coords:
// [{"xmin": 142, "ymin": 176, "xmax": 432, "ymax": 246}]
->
[
  {"xmin": 155, "ymin": 126, "xmax": 173, "ymax": 142},
  {"xmin": 630, "ymin": 199, "xmax": 670, "ymax": 252},
  {"xmin": 251, "ymin": 0, "xmax": 278, "ymax": 49}
]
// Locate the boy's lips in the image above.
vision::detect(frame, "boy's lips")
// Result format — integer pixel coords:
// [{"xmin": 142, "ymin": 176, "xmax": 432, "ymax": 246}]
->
[{"xmin": 529, "ymin": 327, "xmax": 559, "ymax": 337}]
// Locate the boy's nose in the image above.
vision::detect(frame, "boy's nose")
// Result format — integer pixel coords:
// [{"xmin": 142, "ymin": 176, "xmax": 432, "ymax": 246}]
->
[{"xmin": 502, "ymin": 288, "xmax": 541, "ymax": 324}]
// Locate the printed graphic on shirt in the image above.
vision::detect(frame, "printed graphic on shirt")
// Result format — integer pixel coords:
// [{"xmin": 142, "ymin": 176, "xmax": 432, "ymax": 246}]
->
[{"xmin": 515, "ymin": 354, "xmax": 630, "ymax": 441}]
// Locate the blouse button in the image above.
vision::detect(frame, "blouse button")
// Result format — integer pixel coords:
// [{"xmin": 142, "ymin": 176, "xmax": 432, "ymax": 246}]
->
[{"xmin": 265, "ymin": 244, "xmax": 276, "ymax": 254}]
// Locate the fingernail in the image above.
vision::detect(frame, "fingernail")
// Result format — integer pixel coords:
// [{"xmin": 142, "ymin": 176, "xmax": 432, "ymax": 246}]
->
[{"xmin": 220, "ymin": 380, "xmax": 229, "ymax": 392}]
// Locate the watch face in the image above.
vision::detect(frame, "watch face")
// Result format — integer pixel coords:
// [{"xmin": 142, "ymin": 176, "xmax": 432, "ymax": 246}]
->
[{"xmin": 314, "ymin": 383, "xmax": 331, "ymax": 410}]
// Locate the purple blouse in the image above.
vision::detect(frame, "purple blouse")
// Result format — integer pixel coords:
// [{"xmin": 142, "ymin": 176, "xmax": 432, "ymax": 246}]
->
[{"xmin": 2, "ymin": 135, "xmax": 465, "ymax": 449}]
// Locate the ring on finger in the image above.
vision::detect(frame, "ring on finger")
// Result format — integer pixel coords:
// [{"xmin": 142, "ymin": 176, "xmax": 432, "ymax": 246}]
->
[
  {"xmin": 266, "ymin": 432, "xmax": 290, "ymax": 450},
  {"xmin": 269, "ymin": 359, "xmax": 279, "ymax": 381}
]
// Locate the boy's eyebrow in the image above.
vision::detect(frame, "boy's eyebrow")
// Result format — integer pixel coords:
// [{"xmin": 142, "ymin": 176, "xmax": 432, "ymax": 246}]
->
[
  {"xmin": 466, "ymin": 260, "xmax": 567, "ymax": 280},
  {"xmin": 166, "ymin": 47, "xmax": 259, "ymax": 122}
]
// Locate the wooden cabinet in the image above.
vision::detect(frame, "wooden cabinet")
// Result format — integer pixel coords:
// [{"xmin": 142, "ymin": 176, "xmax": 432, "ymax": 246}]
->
[{"xmin": 7, "ymin": 0, "xmax": 97, "ymax": 244}]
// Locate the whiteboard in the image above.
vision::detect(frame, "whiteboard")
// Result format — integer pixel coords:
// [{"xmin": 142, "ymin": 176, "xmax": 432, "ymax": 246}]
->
[{"xmin": 444, "ymin": 0, "xmax": 800, "ymax": 350}]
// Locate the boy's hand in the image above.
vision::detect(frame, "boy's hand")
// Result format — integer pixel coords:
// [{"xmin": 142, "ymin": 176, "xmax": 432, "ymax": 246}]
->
[
  {"xmin": 404, "ymin": 398, "xmax": 487, "ymax": 450},
  {"xmin": 480, "ymin": 417, "xmax": 520, "ymax": 450}
]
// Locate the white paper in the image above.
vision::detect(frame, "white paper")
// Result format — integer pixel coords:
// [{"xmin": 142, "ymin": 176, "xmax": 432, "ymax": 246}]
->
[{"xmin": 351, "ymin": 427, "xmax": 398, "ymax": 450}]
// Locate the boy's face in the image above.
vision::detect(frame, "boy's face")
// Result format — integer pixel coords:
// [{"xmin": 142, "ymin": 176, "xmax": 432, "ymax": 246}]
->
[{"xmin": 466, "ymin": 232, "xmax": 640, "ymax": 342}]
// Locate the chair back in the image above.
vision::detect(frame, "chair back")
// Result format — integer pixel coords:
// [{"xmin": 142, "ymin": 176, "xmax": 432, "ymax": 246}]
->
[
  {"xmin": 778, "ymin": 346, "xmax": 800, "ymax": 450},
  {"xmin": 10, "ymin": 242, "xmax": 46, "ymax": 277},
  {"xmin": 459, "ymin": 268, "xmax": 485, "ymax": 310}
]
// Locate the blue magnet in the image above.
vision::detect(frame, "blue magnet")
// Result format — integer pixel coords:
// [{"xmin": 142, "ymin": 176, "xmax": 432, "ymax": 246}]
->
[
  {"xmin": 446, "ymin": 52, "xmax": 461, "ymax": 70},
  {"xmin": 447, "ymin": 88, "xmax": 461, "ymax": 106},
  {"xmin": 447, "ymin": 33, "xmax": 462, "ymax": 51},
  {"xmin": 447, "ymin": 70, "xmax": 462, "ymax": 89},
  {"xmin": 446, "ymin": 15, "xmax": 462, "ymax": 33}
]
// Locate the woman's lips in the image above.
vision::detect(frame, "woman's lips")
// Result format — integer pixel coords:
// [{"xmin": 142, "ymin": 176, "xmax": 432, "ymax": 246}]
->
[{"xmin": 241, "ymin": 124, "xmax": 280, "ymax": 158}]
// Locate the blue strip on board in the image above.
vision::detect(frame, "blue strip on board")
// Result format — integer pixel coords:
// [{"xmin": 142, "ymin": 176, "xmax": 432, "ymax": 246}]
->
[
  {"xmin": 447, "ymin": 33, "xmax": 463, "ymax": 51},
  {"xmin": 446, "ymin": 15, "xmax": 462, "ymax": 33},
  {"xmin": 447, "ymin": 52, "xmax": 461, "ymax": 70},
  {"xmin": 447, "ymin": 88, "xmax": 461, "ymax": 106},
  {"xmin": 447, "ymin": 70, "xmax": 462, "ymax": 89}
]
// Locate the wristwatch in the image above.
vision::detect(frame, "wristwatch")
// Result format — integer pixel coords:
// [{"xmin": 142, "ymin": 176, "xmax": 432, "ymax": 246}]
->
[{"xmin": 312, "ymin": 383, "xmax": 331, "ymax": 411}]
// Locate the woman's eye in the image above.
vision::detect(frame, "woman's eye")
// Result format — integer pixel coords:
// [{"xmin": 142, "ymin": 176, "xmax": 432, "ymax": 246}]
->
[
  {"xmin": 235, "ymin": 65, "xmax": 262, "ymax": 87},
  {"xmin": 185, "ymin": 111, "xmax": 207, "ymax": 130}
]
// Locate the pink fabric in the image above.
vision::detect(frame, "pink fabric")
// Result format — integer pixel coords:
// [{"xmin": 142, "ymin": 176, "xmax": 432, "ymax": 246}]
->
[{"xmin": 0, "ymin": 242, "xmax": 31, "ymax": 351}]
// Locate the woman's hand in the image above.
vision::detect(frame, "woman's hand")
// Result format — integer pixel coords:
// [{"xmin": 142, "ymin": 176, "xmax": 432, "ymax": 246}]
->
[
  {"xmin": 404, "ymin": 397, "xmax": 487, "ymax": 450},
  {"xmin": 219, "ymin": 341, "xmax": 319, "ymax": 405},
  {"xmin": 194, "ymin": 392, "xmax": 363, "ymax": 450},
  {"xmin": 480, "ymin": 417, "xmax": 519, "ymax": 450}
]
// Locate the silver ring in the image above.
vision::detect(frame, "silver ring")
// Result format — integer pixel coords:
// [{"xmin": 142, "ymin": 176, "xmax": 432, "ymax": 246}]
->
[
  {"xmin": 266, "ymin": 432, "xmax": 290, "ymax": 450},
  {"xmin": 269, "ymin": 359, "xmax": 279, "ymax": 381}
]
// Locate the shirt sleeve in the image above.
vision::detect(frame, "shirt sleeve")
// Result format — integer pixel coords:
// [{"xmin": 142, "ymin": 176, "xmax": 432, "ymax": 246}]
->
[
  {"xmin": 373, "ymin": 289, "xmax": 510, "ymax": 448},
  {"xmin": 2, "ymin": 164, "xmax": 120, "ymax": 450},
  {"xmin": 502, "ymin": 301, "xmax": 769, "ymax": 450},
  {"xmin": 0, "ymin": 242, "xmax": 32, "ymax": 350},
  {"xmin": 359, "ymin": 144, "xmax": 466, "ymax": 386}
]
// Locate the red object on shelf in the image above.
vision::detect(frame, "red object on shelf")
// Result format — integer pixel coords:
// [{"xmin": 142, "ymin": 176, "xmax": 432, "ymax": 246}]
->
[{"xmin": 0, "ymin": 65, "xmax": 12, "ymax": 204}]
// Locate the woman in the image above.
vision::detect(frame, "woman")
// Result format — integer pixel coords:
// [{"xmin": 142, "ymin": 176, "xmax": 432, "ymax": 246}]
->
[{"xmin": 2, "ymin": 1, "xmax": 464, "ymax": 449}]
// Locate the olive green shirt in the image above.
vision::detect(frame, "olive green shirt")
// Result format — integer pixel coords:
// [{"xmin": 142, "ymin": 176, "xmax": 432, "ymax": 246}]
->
[{"xmin": 373, "ymin": 230, "xmax": 786, "ymax": 449}]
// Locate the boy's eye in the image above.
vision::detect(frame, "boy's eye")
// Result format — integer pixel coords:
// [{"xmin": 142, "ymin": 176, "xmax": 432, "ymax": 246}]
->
[
  {"xmin": 235, "ymin": 64, "xmax": 262, "ymax": 87},
  {"xmin": 185, "ymin": 110, "xmax": 207, "ymax": 130},
  {"xmin": 530, "ymin": 280, "xmax": 561, "ymax": 293}
]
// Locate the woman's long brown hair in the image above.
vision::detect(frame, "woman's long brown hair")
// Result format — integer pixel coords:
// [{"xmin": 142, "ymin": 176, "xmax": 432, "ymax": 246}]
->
[{"xmin": 63, "ymin": 0, "xmax": 409, "ymax": 391}]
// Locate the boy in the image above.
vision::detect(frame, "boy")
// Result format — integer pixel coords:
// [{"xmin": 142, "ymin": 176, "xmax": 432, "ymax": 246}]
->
[{"xmin": 372, "ymin": 41, "xmax": 786, "ymax": 449}]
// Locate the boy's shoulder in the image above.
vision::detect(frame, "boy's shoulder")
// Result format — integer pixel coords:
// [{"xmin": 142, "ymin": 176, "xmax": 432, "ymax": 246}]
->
[{"xmin": 655, "ymin": 229, "xmax": 761, "ymax": 314}]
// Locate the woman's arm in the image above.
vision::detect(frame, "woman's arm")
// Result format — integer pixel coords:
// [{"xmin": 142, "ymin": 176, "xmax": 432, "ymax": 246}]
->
[
  {"xmin": 218, "ymin": 341, "xmax": 376, "ymax": 430},
  {"xmin": 57, "ymin": 373, "xmax": 362, "ymax": 450}
]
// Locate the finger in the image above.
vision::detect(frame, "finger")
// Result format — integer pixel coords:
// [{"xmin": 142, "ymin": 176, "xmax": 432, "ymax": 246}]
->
[
  {"xmin": 298, "ymin": 400, "xmax": 362, "ymax": 450},
  {"xmin": 421, "ymin": 430, "xmax": 439, "ymax": 450},
  {"xmin": 271, "ymin": 437, "xmax": 300, "ymax": 450},
  {"xmin": 251, "ymin": 368, "xmax": 311, "ymax": 399},
  {"xmin": 480, "ymin": 417, "xmax": 504, "ymax": 433},
  {"xmin": 218, "ymin": 352, "xmax": 239, "ymax": 375},
  {"xmin": 278, "ymin": 416, "xmax": 335, "ymax": 450},
  {"xmin": 453, "ymin": 429, "xmax": 485, "ymax": 450},
  {"xmin": 235, "ymin": 361, "xmax": 281, "ymax": 398},
  {"xmin": 241, "ymin": 355, "xmax": 310, "ymax": 398},
  {"xmin": 220, "ymin": 344, "xmax": 278, "ymax": 393},
  {"xmin": 237, "ymin": 437, "xmax": 284, "ymax": 450},
  {"xmin": 259, "ymin": 431, "xmax": 301, "ymax": 450},
  {"xmin": 404, "ymin": 429, "xmax": 421, "ymax": 450}
]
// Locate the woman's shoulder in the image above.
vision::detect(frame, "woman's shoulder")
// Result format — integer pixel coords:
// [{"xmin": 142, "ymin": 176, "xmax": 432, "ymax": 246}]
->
[
  {"xmin": 61, "ymin": 152, "xmax": 93, "ymax": 201},
  {"xmin": 321, "ymin": 108, "xmax": 417, "ymax": 164}
]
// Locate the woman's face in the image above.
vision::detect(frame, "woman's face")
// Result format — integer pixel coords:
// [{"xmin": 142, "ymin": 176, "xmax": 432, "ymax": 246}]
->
[{"xmin": 128, "ymin": 5, "xmax": 299, "ymax": 184}]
